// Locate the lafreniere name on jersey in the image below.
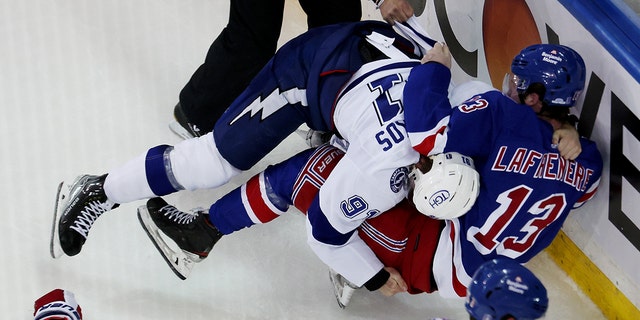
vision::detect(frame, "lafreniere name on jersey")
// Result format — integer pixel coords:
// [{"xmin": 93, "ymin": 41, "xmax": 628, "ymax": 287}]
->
[{"xmin": 491, "ymin": 146, "xmax": 595, "ymax": 192}]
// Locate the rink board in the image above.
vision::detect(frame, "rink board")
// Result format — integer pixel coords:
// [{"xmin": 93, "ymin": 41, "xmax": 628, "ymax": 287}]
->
[{"xmin": 363, "ymin": 0, "xmax": 640, "ymax": 318}]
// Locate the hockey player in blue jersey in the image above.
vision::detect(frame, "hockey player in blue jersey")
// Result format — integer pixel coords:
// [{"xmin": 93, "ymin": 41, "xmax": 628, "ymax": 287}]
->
[
  {"xmin": 51, "ymin": 19, "xmax": 595, "ymax": 294},
  {"xmin": 133, "ymin": 43, "xmax": 600, "ymax": 298},
  {"xmin": 399, "ymin": 42, "xmax": 602, "ymax": 297},
  {"xmin": 465, "ymin": 258, "xmax": 548, "ymax": 320}
]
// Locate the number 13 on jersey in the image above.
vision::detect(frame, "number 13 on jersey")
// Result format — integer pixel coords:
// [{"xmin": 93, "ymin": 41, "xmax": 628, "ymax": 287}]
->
[{"xmin": 467, "ymin": 185, "xmax": 567, "ymax": 258}]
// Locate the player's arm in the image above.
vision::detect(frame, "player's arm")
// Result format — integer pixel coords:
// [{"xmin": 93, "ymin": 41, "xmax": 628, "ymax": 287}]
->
[
  {"xmin": 306, "ymin": 181, "xmax": 407, "ymax": 293},
  {"xmin": 307, "ymin": 202, "xmax": 410, "ymax": 294},
  {"xmin": 308, "ymin": 228, "xmax": 407, "ymax": 294},
  {"xmin": 306, "ymin": 198, "xmax": 390, "ymax": 290},
  {"xmin": 403, "ymin": 43, "xmax": 454, "ymax": 155}
]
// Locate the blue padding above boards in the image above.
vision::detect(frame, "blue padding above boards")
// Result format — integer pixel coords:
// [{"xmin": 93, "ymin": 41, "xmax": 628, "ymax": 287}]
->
[{"xmin": 559, "ymin": 0, "xmax": 640, "ymax": 82}]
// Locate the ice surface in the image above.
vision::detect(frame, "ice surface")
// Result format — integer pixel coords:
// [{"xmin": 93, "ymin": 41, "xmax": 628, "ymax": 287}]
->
[{"xmin": 0, "ymin": 0, "xmax": 603, "ymax": 318}]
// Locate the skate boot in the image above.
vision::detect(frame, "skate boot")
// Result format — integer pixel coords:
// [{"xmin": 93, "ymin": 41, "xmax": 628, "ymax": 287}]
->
[
  {"xmin": 168, "ymin": 102, "xmax": 202, "ymax": 139},
  {"xmin": 50, "ymin": 174, "xmax": 119, "ymax": 258},
  {"xmin": 137, "ymin": 197, "xmax": 223, "ymax": 279}
]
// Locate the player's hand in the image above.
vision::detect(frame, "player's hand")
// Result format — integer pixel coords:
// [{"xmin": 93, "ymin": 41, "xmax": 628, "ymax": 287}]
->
[
  {"xmin": 553, "ymin": 122, "xmax": 582, "ymax": 160},
  {"xmin": 378, "ymin": 267, "xmax": 408, "ymax": 296},
  {"xmin": 379, "ymin": 0, "xmax": 414, "ymax": 24},
  {"xmin": 421, "ymin": 42, "xmax": 451, "ymax": 69}
]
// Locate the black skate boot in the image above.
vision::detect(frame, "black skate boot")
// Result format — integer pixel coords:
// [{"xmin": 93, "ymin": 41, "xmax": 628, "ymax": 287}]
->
[
  {"xmin": 137, "ymin": 197, "xmax": 223, "ymax": 279},
  {"xmin": 147, "ymin": 197, "xmax": 222, "ymax": 259},
  {"xmin": 168, "ymin": 102, "xmax": 202, "ymax": 139},
  {"xmin": 51, "ymin": 174, "xmax": 119, "ymax": 258}
]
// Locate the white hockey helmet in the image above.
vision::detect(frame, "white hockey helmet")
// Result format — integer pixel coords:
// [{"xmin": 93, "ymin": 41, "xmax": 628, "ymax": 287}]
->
[{"xmin": 410, "ymin": 152, "xmax": 480, "ymax": 220}]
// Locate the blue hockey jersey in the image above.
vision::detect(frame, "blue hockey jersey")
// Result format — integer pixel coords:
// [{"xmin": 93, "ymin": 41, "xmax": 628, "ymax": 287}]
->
[
  {"xmin": 402, "ymin": 62, "xmax": 603, "ymax": 297},
  {"xmin": 200, "ymin": 21, "xmax": 602, "ymax": 294}
]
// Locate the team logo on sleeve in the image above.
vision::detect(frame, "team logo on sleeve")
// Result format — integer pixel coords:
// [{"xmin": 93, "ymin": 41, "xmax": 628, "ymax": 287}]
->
[{"xmin": 390, "ymin": 167, "xmax": 410, "ymax": 193}]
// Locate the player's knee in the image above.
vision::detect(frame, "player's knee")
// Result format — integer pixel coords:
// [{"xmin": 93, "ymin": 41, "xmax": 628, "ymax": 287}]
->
[{"xmin": 169, "ymin": 134, "xmax": 240, "ymax": 190}]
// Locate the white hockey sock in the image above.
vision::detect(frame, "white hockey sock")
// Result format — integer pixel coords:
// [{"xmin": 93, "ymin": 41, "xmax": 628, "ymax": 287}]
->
[
  {"xmin": 169, "ymin": 133, "xmax": 241, "ymax": 190},
  {"xmin": 103, "ymin": 133, "xmax": 240, "ymax": 203},
  {"xmin": 104, "ymin": 152, "xmax": 155, "ymax": 204}
]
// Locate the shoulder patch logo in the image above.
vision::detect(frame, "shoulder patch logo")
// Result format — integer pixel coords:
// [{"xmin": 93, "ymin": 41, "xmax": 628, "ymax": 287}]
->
[{"xmin": 390, "ymin": 166, "xmax": 410, "ymax": 193}]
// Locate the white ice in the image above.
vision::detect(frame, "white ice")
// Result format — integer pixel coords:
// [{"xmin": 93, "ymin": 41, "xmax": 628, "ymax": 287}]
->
[{"xmin": 0, "ymin": 0, "xmax": 604, "ymax": 318}]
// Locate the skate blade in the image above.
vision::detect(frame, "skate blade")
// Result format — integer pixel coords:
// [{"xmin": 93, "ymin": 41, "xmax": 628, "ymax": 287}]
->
[
  {"xmin": 329, "ymin": 269, "xmax": 357, "ymax": 309},
  {"xmin": 49, "ymin": 176, "xmax": 88, "ymax": 258},
  {"xmin": 168, "ymin": 120, "xmax": 195, "ymax": 140},
  {"xmin": 49, "ymin": 181, "xmax": 66, "ymax": 259},
  {"xmin": 137, "ymin": 205, "xmax": 195, "ymax": 280}
]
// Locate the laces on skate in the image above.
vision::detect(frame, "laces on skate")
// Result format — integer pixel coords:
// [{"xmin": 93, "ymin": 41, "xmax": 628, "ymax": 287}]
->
[
  {"xmin": 69, "ymin": 200, "xmax": 116, "ymax": 238},
  {"xmin": 159, "ymin": 205, "xmax": 196, "ymax": 225},
  {"xmin": 50, "ymin": 175, "xmax": 118, "ymax": 258},
  {"xmin": 137, "ymin": 203, "xmax": 198, "ymax": 280}
]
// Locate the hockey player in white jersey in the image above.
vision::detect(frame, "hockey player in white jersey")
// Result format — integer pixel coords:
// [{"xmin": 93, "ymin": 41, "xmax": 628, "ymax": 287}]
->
[
  {"xmin": 134, "ymin": 42, "xmax": 598, "ymax": 309},
  {"xmin": 51, "ymin": 22, "xmax": 428, "ymax": 278},
  {"xmin": 51, "ymin": 19, "xmax": 589, "ymax": 294}
]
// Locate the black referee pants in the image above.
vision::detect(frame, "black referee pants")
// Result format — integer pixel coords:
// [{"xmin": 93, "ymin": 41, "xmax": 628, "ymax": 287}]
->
[{"xmin": 178, "ymin": 0, "xmax": 362, "ymax": 133}]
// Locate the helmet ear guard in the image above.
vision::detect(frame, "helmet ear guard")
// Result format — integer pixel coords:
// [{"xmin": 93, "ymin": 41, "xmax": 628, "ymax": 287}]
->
[{"xmin": 410, "ymin": 152, "xmax": 480, "ymax": 220}]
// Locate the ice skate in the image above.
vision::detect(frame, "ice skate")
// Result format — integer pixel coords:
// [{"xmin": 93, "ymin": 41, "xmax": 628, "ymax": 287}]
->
[
  {"xmin": 329, "ymin": 268, "xmax": 359, "ymax": 309},
  {"xmin": 137, "ymin": 197, "xmax": 223, "ymax": 280},
  {"xmin": 50, "ymin": 174, "xmax": 119, "ymax": 258},
  {"xmin": 168, "ymin": 102, "xmax": 202, "ymax": 139}
]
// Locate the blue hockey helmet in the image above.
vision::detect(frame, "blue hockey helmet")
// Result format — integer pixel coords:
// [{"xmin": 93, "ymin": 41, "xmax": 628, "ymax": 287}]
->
[
  {"xmin": 465, "ymin": 259, "xmax": 549, "ymax": 320},
  {"xmin": 508, "ymin": 44, "xmax": 586, "ymax": 107}
]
